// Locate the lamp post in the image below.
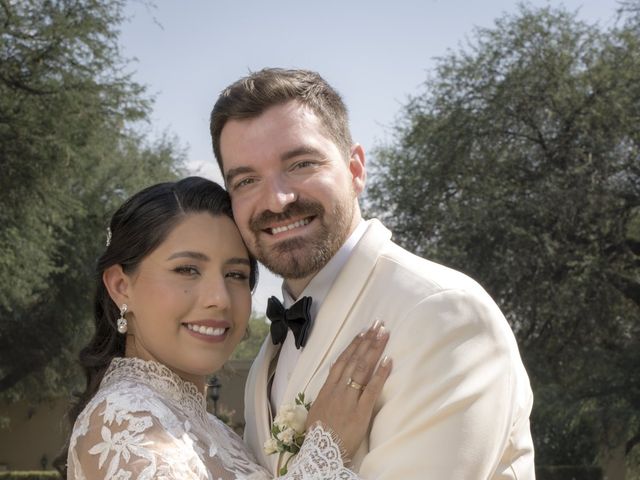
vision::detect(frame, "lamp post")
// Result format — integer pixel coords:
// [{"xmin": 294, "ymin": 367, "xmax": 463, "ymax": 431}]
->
[{"xmin": 208, "ymin": 376, "xmax": 221, "ymax": 416}]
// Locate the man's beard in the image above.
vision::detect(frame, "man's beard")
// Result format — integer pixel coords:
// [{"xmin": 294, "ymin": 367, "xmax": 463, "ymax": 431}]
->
[{"xmin": 248, "ymin": 198, "xmax": 353, "ymax": 279}]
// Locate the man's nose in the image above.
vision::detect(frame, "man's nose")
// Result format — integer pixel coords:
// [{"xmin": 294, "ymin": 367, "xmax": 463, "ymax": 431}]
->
[{"xmin": 264, "ymin": 176, "xmax": 297, "ymax": 213}]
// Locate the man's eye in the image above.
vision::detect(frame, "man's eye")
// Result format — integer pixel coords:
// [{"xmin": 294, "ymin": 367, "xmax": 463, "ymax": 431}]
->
[
  {"xmin": 292, "ymin": 160, "xmax": 314, "ymax": 170},
  {"xmin": 174, "ymin": 266, "xmax": 199, "ymax": 276},
  {"xmin": 233, "ymin": 177, "xmax": 255, "ymax": 190}
]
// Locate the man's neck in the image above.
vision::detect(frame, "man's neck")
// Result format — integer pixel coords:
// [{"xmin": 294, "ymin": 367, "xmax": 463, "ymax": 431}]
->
[{"xmin": 284, "ymin": 275, "xmax": 315, "ymax": 301}]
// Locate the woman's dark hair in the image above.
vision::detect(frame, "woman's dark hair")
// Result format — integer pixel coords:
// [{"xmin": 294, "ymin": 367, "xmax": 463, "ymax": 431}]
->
[{"xmin": 55, "ymin": 176, "xmax": 257, "ymax": 476}]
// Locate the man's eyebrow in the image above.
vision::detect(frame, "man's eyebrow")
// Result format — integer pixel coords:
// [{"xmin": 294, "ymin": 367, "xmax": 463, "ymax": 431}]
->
[
  {"xmin": 280, "ymin": 146, "xmax": 324, "ymax": 162},
  {"xmin": 167, "ymin": 251, "xmax": 210, "ymax": 261}
]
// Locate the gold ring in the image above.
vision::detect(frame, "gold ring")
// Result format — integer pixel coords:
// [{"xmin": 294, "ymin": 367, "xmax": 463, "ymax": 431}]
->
[{"xmin": 346, "ymin": 377, "xmax": 365, "ymax": 391}]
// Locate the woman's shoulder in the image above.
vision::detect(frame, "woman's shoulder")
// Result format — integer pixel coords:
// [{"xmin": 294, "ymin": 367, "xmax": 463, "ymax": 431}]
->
[
  {"xmin": 67, "ymin": 382, "xmax": 209, "ymax": 480},
  {"xmin": 72, "ymin": 380, "xmax": 173, "ymax": 442}
]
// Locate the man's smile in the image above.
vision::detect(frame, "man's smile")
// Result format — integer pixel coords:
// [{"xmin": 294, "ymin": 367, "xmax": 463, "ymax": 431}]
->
[
  {"xmin": 268, "ymin": 217, "xmax": 313, "ymax": 235},
  {"xmin": 250, "ymin": 199, "xmax": 324, "ymax": 238}
]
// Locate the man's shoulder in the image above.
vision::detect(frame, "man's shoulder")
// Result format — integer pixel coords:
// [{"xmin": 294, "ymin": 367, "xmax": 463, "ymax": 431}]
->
[
  {"xmin": 376, "ymin": 237, "xmax": 485, "ymax": 297},
  {"xmin": 359, "ymin": 219, "xmax": 482, "ymax": 295},
  {"xmin": 371, "ymin": 238, "xmax": 525, "ymax": 367}
]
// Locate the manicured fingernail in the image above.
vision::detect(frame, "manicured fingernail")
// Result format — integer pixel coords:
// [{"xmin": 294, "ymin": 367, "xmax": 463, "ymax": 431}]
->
[
  {"xmin": 371, "ymin": 319, "xmax": 382, "ymax": 331},
  {"xmin": 381, "ymin": 355, "xmax": 391, "ymax": 366},
  {"xmin": 376, "ymin": 325, "xmax": 388, "ymax": 339}
]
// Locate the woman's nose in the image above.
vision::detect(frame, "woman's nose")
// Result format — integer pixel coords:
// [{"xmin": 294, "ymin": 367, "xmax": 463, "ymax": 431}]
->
[{"xmin": 203, "ymin": 276, "xmax": 231, "ymax": 310}]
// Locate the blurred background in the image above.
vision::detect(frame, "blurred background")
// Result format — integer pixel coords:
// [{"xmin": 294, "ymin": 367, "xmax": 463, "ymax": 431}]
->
[{"xmin": 0, "ymin": 1, "xmax": 638, "ymax": 479}]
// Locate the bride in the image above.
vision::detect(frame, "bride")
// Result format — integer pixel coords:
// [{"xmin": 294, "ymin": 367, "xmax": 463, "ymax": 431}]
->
[{"xmin": 58, "ymin": 176, "xmax": 391, "ymax": 479}]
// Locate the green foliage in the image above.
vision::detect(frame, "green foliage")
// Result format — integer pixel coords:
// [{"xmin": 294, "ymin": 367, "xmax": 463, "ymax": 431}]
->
[
  {"xmin": 536, "ymin": 465, "xmax": 602, "ymax": 480},
  {"xmin": 367, "ymin": 3, "xmax": 639, "ymax": 472},
  {"xmin": 0, "ymin": 473, "xmax": 61, "ymax": 480},
  {"xmin": 0, "ymin": 0, "xmax": 184, "ymax": 407},
  {"xmin": 231, "ymin": 314, "xmax": 271, "ymax": 360}
]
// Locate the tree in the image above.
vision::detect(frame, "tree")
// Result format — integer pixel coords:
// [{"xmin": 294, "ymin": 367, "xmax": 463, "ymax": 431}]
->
[
  {"xmin": 231, "ymin": 314, "xmax": 271, "ymax": 361},
  {"xmin": 0, "ymin": 0, "xmax": 184, "ymax": 409},
  {"xmin": 366, "ymin": 4, "xmax": 639, "ymax": 476}
]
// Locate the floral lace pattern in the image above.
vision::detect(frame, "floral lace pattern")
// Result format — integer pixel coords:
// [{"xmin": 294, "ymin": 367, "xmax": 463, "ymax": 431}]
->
[
  {"xmin": 282, "ymin": 426, "xmax": 356, "ymax": 479},
  {"xmin": 67, "ymin": 357, "xmax": 358, "ymax": 480}
]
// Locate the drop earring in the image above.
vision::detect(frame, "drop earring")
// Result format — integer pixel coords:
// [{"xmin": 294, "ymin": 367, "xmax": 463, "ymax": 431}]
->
[{"xmin": 117, "ymin": 304, "xmax": 128, "ymax": 334}]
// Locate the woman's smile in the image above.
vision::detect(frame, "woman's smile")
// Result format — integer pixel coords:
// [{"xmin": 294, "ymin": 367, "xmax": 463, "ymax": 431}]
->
[{"xmin": 183, "ymin": 319, "xmax": 231, "ymax": 342}]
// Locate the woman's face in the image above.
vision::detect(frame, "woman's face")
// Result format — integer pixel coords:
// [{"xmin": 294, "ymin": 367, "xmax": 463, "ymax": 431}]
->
[{"xmin": 122, "ymin": 212, "xmax": 252, "ymax": 389}]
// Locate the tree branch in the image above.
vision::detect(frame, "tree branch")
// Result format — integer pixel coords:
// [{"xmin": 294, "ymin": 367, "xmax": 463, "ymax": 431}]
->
[
  {"xmin": 626, "ymin": 431, "xmax": 640, "ymax": 455},
  {"xmin": 606, "ymin": 270, "xmax": 640, "ymax": 308}
]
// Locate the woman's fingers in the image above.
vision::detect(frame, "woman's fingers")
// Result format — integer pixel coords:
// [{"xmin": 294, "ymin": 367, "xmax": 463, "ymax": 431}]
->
[
  {"xmin": 307, "ymin": 322, "xmax": 391, "ymax": 456},
  {"xmin": 324, "ymin": 320, "xmax": 389, "ymax": 392},
  {"xmin": 324, "ymin": 331, "xmax": 364, "ymax": 386},
  {"xmin": 342, "ymin": 321, "xmax": 389, "ymax": 392},
  {"xmin": 358, "ymin": 354, "xmax": 392, "ymax": 409},
  {"xmin": 306, "ymin": 320, "xmax": 393, "ymax": 458}
]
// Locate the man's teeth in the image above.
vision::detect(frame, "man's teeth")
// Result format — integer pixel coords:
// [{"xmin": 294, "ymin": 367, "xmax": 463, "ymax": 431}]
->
[
  {"xmin": 271, "ymin": 218, "xmax": 311, "ymax": 235},
  {"xmin": 186, "ymin": 324, "xmax": 226, "ymax": 336}
]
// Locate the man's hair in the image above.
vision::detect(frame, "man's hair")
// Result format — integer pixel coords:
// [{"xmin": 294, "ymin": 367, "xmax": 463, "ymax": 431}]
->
[{"xmin": 210, "ymin": 68, "xmax": 353, "ymax": 171}]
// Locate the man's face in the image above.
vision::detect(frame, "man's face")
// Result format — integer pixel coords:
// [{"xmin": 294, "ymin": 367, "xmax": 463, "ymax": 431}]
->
[{"xmin": 219, "ymin": 101, "xmax": 365, "ymax": 284}]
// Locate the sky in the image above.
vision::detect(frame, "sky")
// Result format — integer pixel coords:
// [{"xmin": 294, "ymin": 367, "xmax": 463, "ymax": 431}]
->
[{"xmin": 118, "ymin": 0, "xmax": 621, "ymax": 313}]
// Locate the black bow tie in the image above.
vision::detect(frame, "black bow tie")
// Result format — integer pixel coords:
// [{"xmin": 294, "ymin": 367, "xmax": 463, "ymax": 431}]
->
[{"xmin": 266, "ymin": 296, "xmax": 313, "ymax": 349}]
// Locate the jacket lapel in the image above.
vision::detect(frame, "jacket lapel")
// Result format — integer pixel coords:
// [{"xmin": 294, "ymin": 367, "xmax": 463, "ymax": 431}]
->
[
  {"xmin": 282, "ymin": 220, "xmax": 391, "ymax": 401},
  {"xmin": 245, "ymin": 337, "xmax": 280, "ymax": 472}
]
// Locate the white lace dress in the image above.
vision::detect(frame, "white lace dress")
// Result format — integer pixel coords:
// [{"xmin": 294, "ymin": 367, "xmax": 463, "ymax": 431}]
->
[{"xmin": 67, "ymin": 357, "xmax": 357, "ymax": 480}]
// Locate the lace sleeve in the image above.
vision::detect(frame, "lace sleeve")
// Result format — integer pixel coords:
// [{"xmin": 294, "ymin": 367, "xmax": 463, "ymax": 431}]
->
[
  {"xmin": 69, "ymin": 400, "xmax": 212, "ymax": 480},
  {"xmin": 277, "ymin": 424, "xmax": 359, "ymax": 480}
]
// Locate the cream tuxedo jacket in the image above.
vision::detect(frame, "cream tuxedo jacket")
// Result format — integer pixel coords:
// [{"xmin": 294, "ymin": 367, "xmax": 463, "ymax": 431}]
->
[{"xmin": 244, "ymin": 220, "xmax": 535, "ymax": 479}]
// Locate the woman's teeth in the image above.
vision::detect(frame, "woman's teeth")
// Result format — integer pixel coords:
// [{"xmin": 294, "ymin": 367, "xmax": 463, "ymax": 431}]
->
[
  {"xmin": 271, "ymin": 218, "xmax": 310, "ymax": 235},
  {"xmin": 186, "ymin": 324, "xmax": 225, "ymax": 336}
]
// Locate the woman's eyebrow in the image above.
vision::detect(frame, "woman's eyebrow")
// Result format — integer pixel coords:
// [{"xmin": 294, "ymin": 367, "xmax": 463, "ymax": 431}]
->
[
  {"xmin": 166, "ymin": 251, "xmax": 210, "ymax": 261},
  {"xmin": 225, "ymin": 257, "xmax": 251, "ymax": 267}
]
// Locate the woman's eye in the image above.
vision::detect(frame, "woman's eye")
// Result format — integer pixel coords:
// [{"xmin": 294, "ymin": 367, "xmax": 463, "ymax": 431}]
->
[
  {"xmin": 174, "ymin": 265, "xmax": 199, "ymax": 276},
  {"xmin": 226, "ymin": 271, "xmax": 249, "ymax": 281}
]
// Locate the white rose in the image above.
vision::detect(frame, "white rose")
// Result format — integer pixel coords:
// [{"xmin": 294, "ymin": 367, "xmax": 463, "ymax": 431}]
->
[
  {"xmin": 274, "ymin": 403, "xmax": 308, "ymax": 433},
  {"xmin": 277, "ymin": 427, "xmax": 295, "ymax": 445},
  {"xmin": 288, "ymin": 404, "xmax": 308, "ymax": 433},
  {"xmin": 263, "ymin": 437, "xmax": 278, "ymax": 455},
  {"xmin": 274, "ymin": 404, "xmax": 294, "ymax": 428}
]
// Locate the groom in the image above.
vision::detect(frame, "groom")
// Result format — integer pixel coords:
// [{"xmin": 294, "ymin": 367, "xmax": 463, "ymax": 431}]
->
[{"xmin": 210, "ymin": 68, "xmax": 535, "ymax": 479}]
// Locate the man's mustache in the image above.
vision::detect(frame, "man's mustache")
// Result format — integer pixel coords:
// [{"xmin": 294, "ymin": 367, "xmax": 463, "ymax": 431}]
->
[{"xmin": 250, "ymin": 200, "xmax": 324, "ymax": 232}]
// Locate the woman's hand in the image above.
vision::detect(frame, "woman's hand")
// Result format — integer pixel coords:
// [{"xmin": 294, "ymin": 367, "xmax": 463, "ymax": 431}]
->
[{"xmin": 305, "ymin": 321, "xmax": 392, "ymax": 459}]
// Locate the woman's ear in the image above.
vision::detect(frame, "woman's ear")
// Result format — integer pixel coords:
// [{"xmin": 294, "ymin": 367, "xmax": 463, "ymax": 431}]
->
[{"xmin": 103, "ymin": 264, "xmax": 131, "ymax": 308}]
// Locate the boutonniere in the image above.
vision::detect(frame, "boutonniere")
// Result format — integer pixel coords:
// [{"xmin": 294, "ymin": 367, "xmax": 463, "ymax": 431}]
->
[{"xmin": 264, "ymin": 392, "xmax": 312, "ymax": 475}]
